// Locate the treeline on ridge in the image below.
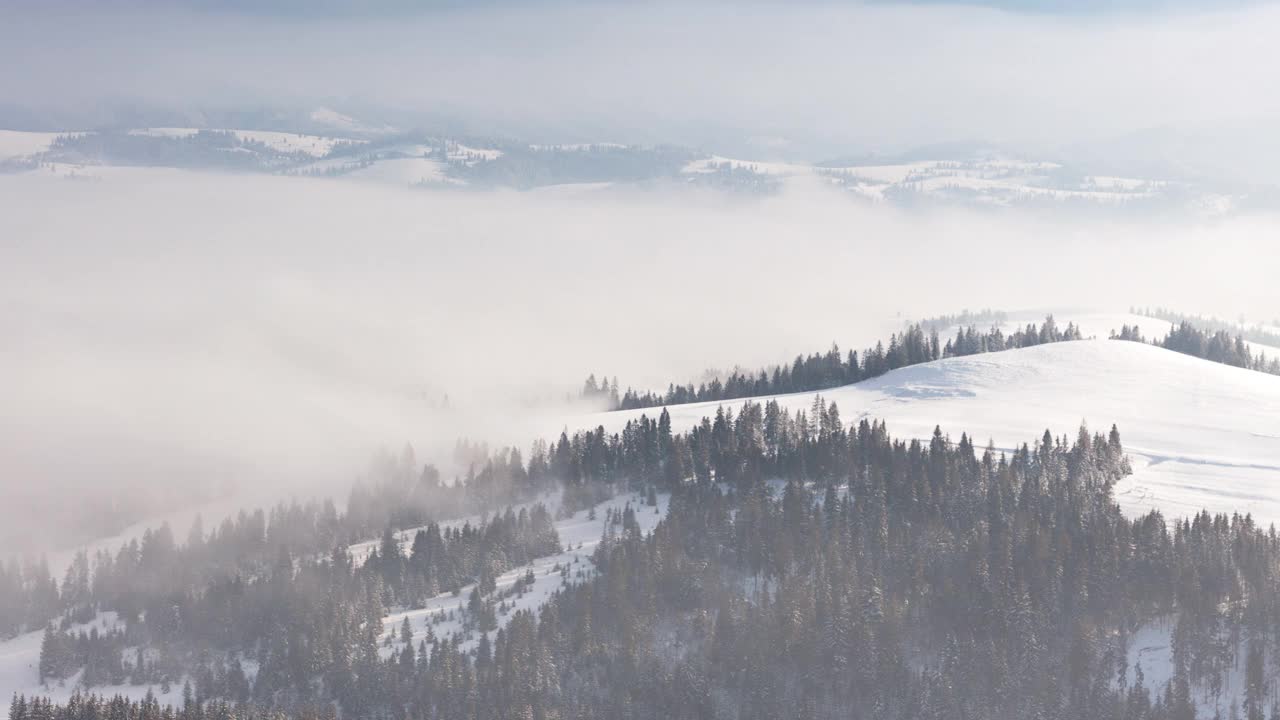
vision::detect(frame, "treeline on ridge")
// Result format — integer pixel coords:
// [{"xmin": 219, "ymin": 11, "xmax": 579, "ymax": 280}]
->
[
  {"xmin": 583, "ymin": 314, "xmax": 1083, "ymax": 411},
  {"xmin": 1134, "ymin": 307, "xmax": 1280, "ymax": 350},
  {"xmin": 1112, "ymin": 320, "xmax": 1280, "ymax": 375}
]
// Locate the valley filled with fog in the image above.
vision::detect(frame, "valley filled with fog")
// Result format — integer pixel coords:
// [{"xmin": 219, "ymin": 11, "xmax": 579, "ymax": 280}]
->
[
  {"xmin": 7, "ymin": 2, "xmax": 1280, "ymax": 719},
  {"xmin": 5, "ymin": 164, "xmax": 1278, "ymax": 552}
]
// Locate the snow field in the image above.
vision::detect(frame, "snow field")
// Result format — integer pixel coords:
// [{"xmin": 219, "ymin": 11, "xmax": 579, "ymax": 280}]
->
[{"xmin": 128, "ymin": 128, "xmax": 358, "ymax": 157}]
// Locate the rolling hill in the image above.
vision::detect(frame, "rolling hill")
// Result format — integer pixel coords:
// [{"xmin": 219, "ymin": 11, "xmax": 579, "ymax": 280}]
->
[{"xmin": 565, "ymin": 338, "xmax": 1280, "ymax": 526}]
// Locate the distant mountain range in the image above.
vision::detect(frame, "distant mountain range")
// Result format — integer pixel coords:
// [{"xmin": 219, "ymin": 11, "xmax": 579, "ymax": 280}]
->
[{"xmin": 0, "ymin": 114, "xmax": 1249, "ymax": 215}]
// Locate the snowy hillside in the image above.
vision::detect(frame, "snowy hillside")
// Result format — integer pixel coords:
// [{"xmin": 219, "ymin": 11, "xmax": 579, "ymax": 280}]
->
[
  {"xmin": 967, "ymin": 309, "xmax": 1280, "ymax": 358},
  {"xmin": 127, "ymin": 128, "xmax": 359, "ymax": 157},
  {"xmin": 567, "ymin": 339, "xmax": 1280, "ymax": 525},
  {"xmin": 992, "ymin": 310, "xmax": 1172, "ymax": 340},
  {"xmin": 0, "ymin": 490, "xmax": 668, "ymax": 715},
  {"xmin": 0, "ymin": 613, "xmax": 184, "ymax": 716},
  {"xmin": 376, "ymin": 490, "xmax": 669, "ymax": 658}
]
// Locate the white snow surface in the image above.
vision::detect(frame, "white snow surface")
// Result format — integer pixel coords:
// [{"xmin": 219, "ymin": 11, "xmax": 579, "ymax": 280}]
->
[
  {"xmin": 978, "ymin": 309, "xmax": 1280, "ymax": 359},
  {"xmin": 1124, "ymin": 614, "xmax": 1278, "ymax": 716},
  {"xmin": 377, "ymin": 490, "xmax": 669, "ymax": 658},
  {"xmin": 1, "ymin": 491, "xmax": 670, "ymax": 711},
  {"xmin": 565, "ymin": 338, "xmax": 1280, "ymax": 526},
  {"xmin": 982, "ymin": 310, "xmax": 1168, "ymax": 340},
  {"xmin": 448, "ymin": 143, "xmax": 502, "ymax": 163},
  {"xmin": 0, "ymin": 613, "xmax": 184, "ymax": 716},
  {"xmin": 232, "ymin": 131, "xmax": 354, "ymax": 157},
  {"xmin": 127, "ymin": 128, "xmax": 356, "ymax": 156}
]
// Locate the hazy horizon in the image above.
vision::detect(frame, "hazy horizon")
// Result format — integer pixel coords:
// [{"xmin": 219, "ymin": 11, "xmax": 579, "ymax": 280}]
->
[{"xmin": 7, "ymin": 0, "xmax": 1280, "ymax": 180}]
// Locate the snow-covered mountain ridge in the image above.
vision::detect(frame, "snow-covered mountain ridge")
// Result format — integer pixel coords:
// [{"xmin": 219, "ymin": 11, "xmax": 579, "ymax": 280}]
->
[
  {"xmin": 0, "ymin": 127, "xmax": 1237, "ymax": 211},
  {"xmin": 568, "ymin": 338, "xmax": 1280, "ymax": 525}
]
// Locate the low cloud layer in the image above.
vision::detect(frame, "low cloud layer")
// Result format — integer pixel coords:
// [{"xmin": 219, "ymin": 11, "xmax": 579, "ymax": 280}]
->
[{"xmin": 2, "ymin": 168, "xmax": 1279, "ymax": 552}]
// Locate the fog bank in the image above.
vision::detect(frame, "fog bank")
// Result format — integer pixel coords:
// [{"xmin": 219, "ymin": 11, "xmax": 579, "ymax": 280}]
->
[{"xmin": 2, "ymin": 169, "xmax": 1277, "ymax": 551}]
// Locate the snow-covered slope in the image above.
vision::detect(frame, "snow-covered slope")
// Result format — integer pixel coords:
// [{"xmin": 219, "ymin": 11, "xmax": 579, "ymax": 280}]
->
[
  {"xmin": 566, "ymin": 339, "xmax": 1280, "ymax": 525},
  {"xmin": 0, "ymin": 490, "xmax": 667, "ymax": 714},
  {"xmin": 376, "ymin": 490, "xmax": 668, "ymax": 657},
  {"xmin": 128, "ymin": 128, "xmax": 355, "ymax": 157},
  {"xmin": 0, "ymin": 613, "xmax": 184, "ymax": 716},
  {"xmin": 973, "ymin": 309, "xmax": 1280, "ymax": 359},
  {"xmin": 986, "ymin": 310, "xmax": 1168, "ymax": 340}
]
